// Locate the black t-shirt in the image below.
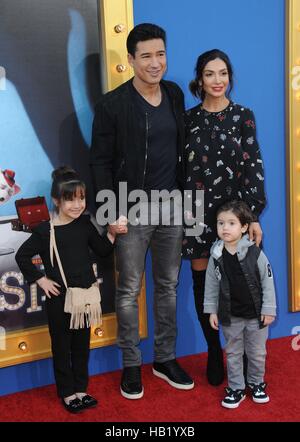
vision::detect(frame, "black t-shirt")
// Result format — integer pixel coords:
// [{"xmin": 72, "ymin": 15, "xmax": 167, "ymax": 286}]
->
[
  {"xmin": 222, "ymin": 247, "xmax": 257, "ymax": 319},
  {"xmin": 131, "ymin": 83, "xmax": 178, "ymax": 194}
]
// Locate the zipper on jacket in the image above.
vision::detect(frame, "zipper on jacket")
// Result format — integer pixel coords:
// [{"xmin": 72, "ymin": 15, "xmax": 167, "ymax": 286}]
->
[
  {"xmin": 172, "ymin": 97, "xmax": 183, "ymax": 172},
  {"xmin": 142, "ymin": 112, "xmax": 149, "ymax": 190},
  {"xmin": 118, "ymin": 159, "xmax": 125, "ymax": 175}
]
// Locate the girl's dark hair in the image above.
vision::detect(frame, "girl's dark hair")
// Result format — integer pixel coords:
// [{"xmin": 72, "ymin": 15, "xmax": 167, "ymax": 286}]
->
[
  {"xmin": 126, "ymin": 23, "xmax": 166, "ymax": 56},
  {"xmin": 189, "ymin": 49, "xmax": 234, "ymax": 101},
  {"xmin": 51, "ymin": 166, "xmax": 86, "ymax": 204},
  {"xmin": 216, "ymin": 200, "xmax": 254, "ymax": 227}
]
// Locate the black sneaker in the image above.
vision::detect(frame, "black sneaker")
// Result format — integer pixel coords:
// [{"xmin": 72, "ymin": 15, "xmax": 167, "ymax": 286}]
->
[
  {"xmin": 120, "ymin": 366, "xmax": 144, "ymax": 399},
  {"xmin": 152, "ymin": 359, "xmax": 194, "ymax": 390},
  {"xmin": 247, "ymin": 382, "xmax": 270, "ymax": 403},
  {"xmin": 221, "ymin": 387, "xmax": 246, "ymax": 409},
  {"xmin": 61, "ymin": 397, "xmax": 84, "ymax": 414}
]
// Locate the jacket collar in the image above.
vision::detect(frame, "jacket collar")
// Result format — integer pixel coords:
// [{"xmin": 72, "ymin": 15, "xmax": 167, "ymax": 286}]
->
[{"xmin": 210, "ymin": 234, "xmax": 255, "ymax": 261}]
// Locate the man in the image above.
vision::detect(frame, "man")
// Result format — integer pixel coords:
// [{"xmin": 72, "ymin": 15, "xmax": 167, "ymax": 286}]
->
[{"xmin": 90, "ymin": 23, "xmax": 194, "ymax": 399}]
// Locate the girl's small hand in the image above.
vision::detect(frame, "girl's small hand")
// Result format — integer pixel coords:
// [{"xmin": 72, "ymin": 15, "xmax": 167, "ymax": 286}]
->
[
  {"xmin": 261, "ymin": 315, "xmax": 275, "ymax": 326},
  {"xmin": 209, "ymin": 313, "xmax": 219, "ymax": 330},
  {"xmin": 37, "ymin": 276, "xmax": 60, "ymax": 298},
  {"xmin": 107, "ymin": 231, "xmax": 116, "ymax": 244},
  {"xmin": 116, "ymin": 215, "xmax": 128, "ymax": 234},
  {"xmin": 108, "ymin": 216, "xmax": 128, "ymax": 236},
  {"xmin": 116, "ymin": 225, "xmax": 128, "ymax": 234}
]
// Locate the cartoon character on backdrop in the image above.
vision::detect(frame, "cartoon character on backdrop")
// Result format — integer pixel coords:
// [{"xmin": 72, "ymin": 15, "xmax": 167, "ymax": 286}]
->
[
  {"xmin": 0, "ymin": 169, "xmax": 21, "ymax": 256},
  {"xmin": 0, "ymin": 169, "xmax": 20, "ymax": 205}
]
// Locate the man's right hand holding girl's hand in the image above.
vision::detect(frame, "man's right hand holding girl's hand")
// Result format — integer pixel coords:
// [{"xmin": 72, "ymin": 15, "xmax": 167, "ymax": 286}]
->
[{"xmin": 108, "ymin": 215, "xmax": 128, "ymax": 240}]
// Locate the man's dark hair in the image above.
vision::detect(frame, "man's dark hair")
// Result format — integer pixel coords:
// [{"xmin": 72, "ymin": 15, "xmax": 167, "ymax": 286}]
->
[
  {"xmin": 126, "ymin": 23, "xmax": 166, "ymax": 56},
  {"xmin": 216, "ymin": 200, "xmax": 254, "ymax": 227}
]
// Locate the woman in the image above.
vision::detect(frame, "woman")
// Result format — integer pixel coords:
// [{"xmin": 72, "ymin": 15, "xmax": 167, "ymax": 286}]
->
[{"xmin": 183, "ymin": 49, "xmax": 266, "ymax": 385}]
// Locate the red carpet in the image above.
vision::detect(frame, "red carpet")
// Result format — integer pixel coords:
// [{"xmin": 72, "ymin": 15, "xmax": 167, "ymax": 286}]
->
[{"xmin": 0, "ymin": 336, "xmax": 299, "ymax": 422}]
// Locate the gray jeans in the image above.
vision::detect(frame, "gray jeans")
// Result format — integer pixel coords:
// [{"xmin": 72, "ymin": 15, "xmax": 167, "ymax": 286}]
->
[
  {"xmin": 222, "ymin": 316, "xmax": 269, "ymax": 390},
  {"xmin": 115, "ymin": 201, "xmax": 183, "ymax": 367}
]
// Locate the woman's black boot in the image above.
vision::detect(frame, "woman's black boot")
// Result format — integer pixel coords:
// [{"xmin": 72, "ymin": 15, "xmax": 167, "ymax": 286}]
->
[{"xmin": 192, "ymin": 268, "xmax": 225, "ymax": 386}]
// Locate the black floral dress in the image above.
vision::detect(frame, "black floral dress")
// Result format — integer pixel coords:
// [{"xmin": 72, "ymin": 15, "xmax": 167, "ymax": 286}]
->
[{"xmin": 182, "ymin": 101, "xmax": 266, "ymax": 259}]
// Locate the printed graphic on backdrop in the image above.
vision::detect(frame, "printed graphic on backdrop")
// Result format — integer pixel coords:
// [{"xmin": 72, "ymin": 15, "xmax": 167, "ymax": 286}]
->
[{"xmin": 0, "ymin": 0, "xmax": 116, "ymax": 362}]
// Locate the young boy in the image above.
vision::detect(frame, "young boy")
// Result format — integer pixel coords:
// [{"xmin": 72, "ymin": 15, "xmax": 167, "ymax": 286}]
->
[{"xmin": 204, "ymin": 200, "xmax": 276, "ymax": 409}]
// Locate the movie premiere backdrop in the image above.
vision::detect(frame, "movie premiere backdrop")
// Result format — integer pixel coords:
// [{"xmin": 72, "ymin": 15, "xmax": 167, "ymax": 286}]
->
[{"xmin": 0, "ymin": 0, "xmax": 116, "ymax": 363}]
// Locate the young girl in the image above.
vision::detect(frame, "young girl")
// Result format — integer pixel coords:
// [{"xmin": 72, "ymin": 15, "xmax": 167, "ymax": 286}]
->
[
  {"xmin": 16, "ymin": 166, "xmax": 119, "ymax": 413},
  {"xmin": 203, "ymin": 200, "xmax": 276, "ymax": 409}
]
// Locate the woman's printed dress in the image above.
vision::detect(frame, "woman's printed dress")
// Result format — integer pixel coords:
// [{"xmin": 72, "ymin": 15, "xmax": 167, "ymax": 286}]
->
[{"xmin": 182, "ymin": 101, "xmax": 266, "ymax": 259}]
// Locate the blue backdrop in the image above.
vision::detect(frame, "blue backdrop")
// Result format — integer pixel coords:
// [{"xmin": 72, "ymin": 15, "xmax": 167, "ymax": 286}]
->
[{"xmin": 1, "ymin": 0, "xmax": 299, "ymax": 396}]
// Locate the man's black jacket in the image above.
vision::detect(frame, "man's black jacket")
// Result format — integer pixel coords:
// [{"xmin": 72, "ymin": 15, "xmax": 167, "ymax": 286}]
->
[{"xmin": 90, "ymin": 78, "xmax": 185, "ymax": 212}]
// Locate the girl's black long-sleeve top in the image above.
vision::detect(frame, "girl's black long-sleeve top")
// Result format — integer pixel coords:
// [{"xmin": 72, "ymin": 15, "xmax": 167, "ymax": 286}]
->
[{"xmin": 15, "ymin": 215, "xmax": 114, "ymax": 289}]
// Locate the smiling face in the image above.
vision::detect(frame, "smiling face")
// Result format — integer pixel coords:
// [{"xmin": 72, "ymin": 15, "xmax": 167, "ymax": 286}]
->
[
  {"xmin": 217, "ymin": 210, "xmax": 248, "ymax": 245},
  {"xmin": 54, "ymin": 186, "xmax": 86, "ymax": 223},
  {"xmin": 201, "ymin": 58, "xmax": 230, "ymax": 100},
  {"xmin": 128, "ymin": 38, "xmax": 167, "ymax": 88}
]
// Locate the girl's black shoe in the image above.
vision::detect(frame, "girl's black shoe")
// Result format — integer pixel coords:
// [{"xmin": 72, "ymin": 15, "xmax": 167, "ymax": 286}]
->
[
  {"xmin": 61, "ymin": 397, "xmax": 84, "ymax": 413},
  {"xmin": 81, "ymin": 394, "xmax": 98, "ymax": 409}
]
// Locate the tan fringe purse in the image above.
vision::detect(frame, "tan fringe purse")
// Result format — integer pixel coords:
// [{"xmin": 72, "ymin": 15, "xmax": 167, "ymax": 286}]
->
[{"xmin": 50, "ymin": 221, "xmax": 102, "ymax": 329}]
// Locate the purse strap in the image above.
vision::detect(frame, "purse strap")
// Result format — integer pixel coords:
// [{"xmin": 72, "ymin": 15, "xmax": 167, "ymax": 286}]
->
[{"xmin": 50, "ymin": 220, "xmax": 69, "ymax": 289}]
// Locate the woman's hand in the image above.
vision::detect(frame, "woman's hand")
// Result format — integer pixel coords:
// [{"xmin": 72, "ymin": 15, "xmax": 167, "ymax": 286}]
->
[
  {"xmin": 249, "ymin": 222, "xmax": 263, "ymax": 247},
  {"xmin": 209, "ymin": 313, "xmax": 219, "ymax": 330},
  {"xmin": 37, "ymin": 276, "xmax": 60, "ymax": 298}
]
